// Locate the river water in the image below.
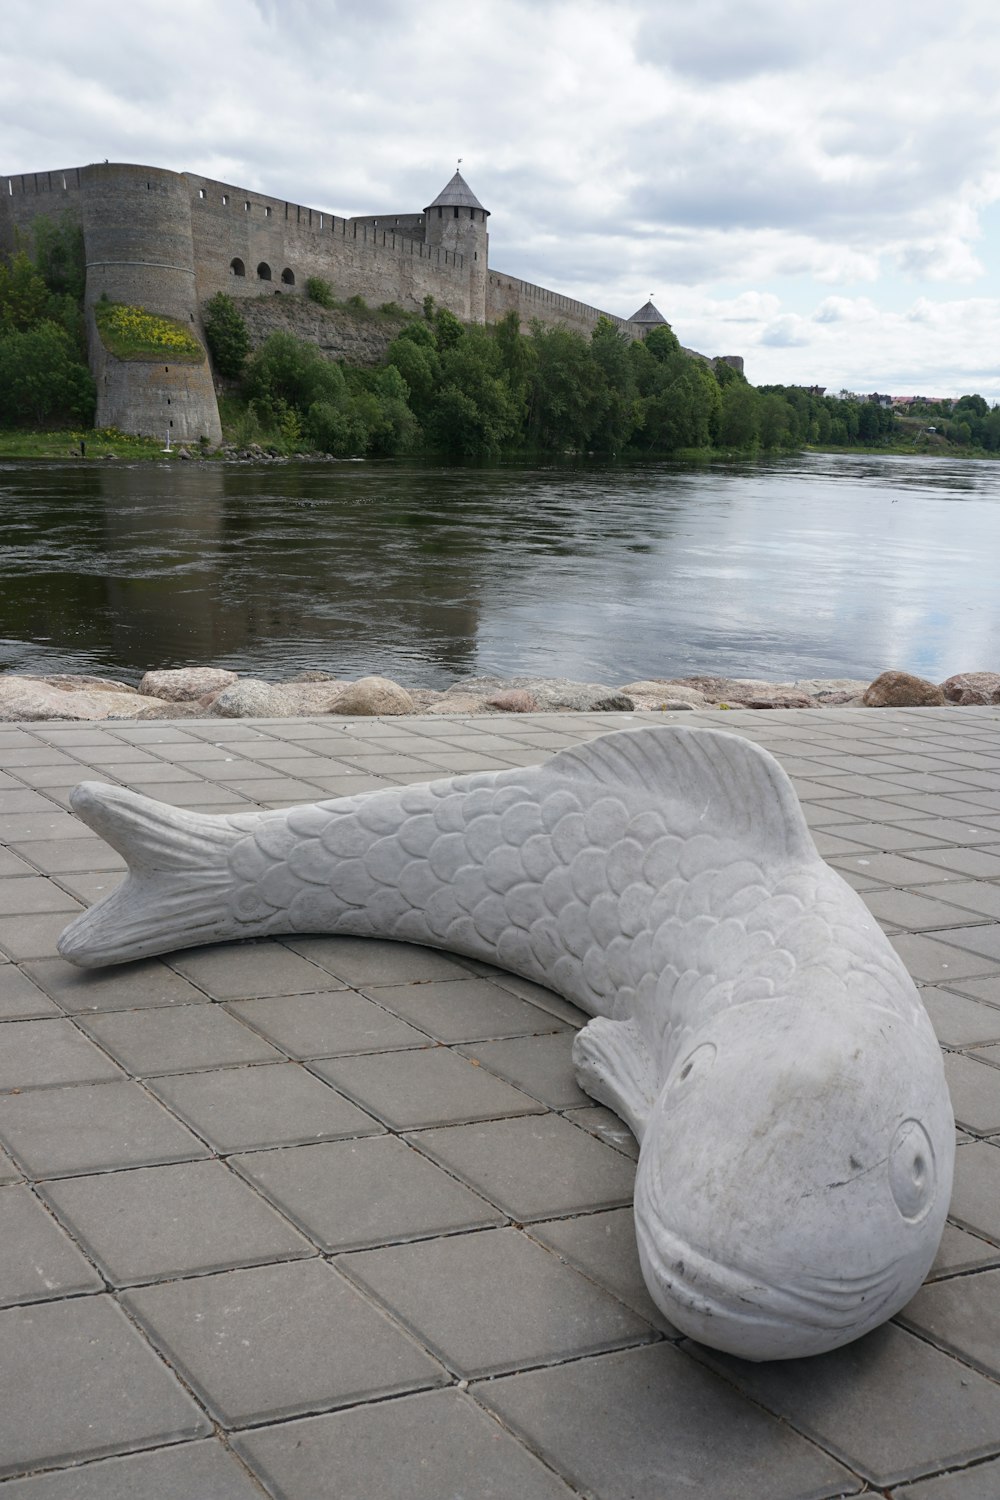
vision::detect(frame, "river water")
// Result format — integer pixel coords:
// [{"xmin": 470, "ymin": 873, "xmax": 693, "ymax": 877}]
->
[{"xmin": 0, "ymin": 452, "xmax": 997, "ymax": 688}]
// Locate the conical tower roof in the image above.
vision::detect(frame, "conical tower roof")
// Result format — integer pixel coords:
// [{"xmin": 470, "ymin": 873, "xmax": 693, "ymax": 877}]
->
[
  {"xmin": 424, "ymin": 170, "xmax": 489, "ymax": 215},
  {"xmin": 629, "ymin": 299, "xmax": 667, "ymax": 326}
]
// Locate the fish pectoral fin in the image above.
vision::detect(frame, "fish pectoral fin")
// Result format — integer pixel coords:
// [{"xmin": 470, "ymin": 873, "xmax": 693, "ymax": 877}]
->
[{"xmin": 571, "ymin": 1017, "xmax": 657, "ymax": 1144}]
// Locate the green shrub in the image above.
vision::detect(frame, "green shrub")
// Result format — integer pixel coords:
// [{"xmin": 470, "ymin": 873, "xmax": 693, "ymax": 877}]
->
[
  {"xmin": 204, "ymin": 293, "xmax": 250, "ymax": 378},
  {"xmin": 0, "ymin": 322, "xmax": 95, "ymax": 426},
  {"xmin": 305, "ymin": 276, "xmax": 336, "ymax": 309}
]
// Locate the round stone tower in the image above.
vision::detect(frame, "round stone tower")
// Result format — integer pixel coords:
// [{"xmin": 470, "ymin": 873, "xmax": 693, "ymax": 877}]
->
[
  {"xmin": 80, "ymin": 163, "xmax": 221, "ymax": 442},
  {"xmin": 423, "ymin": 170, "xmax": 489, "ymax": 322}
]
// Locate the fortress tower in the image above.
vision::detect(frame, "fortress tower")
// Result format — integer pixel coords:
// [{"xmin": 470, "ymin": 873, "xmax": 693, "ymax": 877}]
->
[
  {"xmin": 423, "ymin": 170, "xmax": 489, "ymax": 322},
  {"xmin": 80, "ymin": 163, "xmax": 222, "ymax": 443}
]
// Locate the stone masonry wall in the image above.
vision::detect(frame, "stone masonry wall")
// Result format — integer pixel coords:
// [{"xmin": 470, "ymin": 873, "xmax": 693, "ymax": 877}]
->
[
  {"xmin": 186, "ymin": 175, "xmax": 474, "ymax": 321},
  {"xmin": 486, "ymin": 269, "xmax": 641, "ymax": 340},
  {"xmin": 0, "ymin": 167, "xmax": 85, "ymax": 257}
]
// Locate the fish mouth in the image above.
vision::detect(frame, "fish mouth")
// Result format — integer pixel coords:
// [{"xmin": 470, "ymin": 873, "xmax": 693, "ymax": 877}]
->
[{"xmin": 634, "ymin": 1212, "xmax": 904, "ymax": 1359}]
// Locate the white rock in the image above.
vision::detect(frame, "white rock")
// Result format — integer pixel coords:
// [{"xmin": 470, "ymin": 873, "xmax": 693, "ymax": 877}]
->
[
  {"xmin": 140, "ymin": 668, "xmax": 239, "ymax": 701},
  {"xmin": 328, "ymin": 676, "xmax": 415, "ymax": 716},
  {"xmin": 209, "ymin": 680, "xmax": 293, "ymax": 718}
]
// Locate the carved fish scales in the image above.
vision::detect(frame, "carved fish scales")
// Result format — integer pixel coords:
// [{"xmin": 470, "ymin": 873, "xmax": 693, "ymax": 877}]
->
[{"xmin": 59, "ymin": 725, "xmax": 953, "ymax": 1361}]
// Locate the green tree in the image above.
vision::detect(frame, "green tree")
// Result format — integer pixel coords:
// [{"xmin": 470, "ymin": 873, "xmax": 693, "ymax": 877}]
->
[
  {"xmin": 31, "ymin": 214, "xmax": 86, "ymax": 303},
  {"xmin": 0, "ymin": 322, "xmax": 95, "ymax": 425},
  {"xmin": 0, "ymin": 251, "xmax": 50, "ymax": 333},
  {"xmin": 719, "ymin": 382, "xmax": 760, "ymax": 447},
  {"xmin": 526, "ymin": 324, "xmax": 605, "ymax": 451},
  {"xmin": 385, "ymin": 333, "xmax": 441, "ymax": 418},
  {"xmin": 204, "ymin": 293, "xmax": 250, "ymax": 379},
  {"xmin": 243, "ymin": 331, "xmax": 345, "ymax": 415}
]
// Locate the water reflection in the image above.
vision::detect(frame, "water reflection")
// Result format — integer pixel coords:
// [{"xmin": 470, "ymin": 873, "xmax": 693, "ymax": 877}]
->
[{"xmin": 0, "ymin": 453, "xmax": 996, "ymax": 685}]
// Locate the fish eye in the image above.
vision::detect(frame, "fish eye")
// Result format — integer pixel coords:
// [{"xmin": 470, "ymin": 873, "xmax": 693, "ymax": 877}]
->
[
  {"xmin": 888, "ymin": 1119, "xmax": 936, "ymax": 1221},
  {"xmin": 675, "ymin": 1041, "xmax": 717, "ymax": 1085}
]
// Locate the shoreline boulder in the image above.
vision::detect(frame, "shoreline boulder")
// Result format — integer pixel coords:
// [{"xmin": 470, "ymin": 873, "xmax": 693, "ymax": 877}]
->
[{"xmin": 862, "ymin": 671, "xmax": 946, "ymax": 708}]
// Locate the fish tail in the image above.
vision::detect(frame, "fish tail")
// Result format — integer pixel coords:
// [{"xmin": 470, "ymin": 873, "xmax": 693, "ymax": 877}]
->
[{"xmin": 58, "ymin": 782, "xmax": 249, "ymax": 968}]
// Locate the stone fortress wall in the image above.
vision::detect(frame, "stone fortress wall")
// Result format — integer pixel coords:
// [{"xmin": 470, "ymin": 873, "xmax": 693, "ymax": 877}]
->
[{"xmin": 1, "ymin": 161, "xmax": 740, "ymax": 439}]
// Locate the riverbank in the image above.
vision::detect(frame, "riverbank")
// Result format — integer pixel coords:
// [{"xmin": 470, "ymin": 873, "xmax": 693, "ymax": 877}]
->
[
  {"xmin": 1, "ymin": 667, "xmax": 998, "ymax": 723},
  {"xmin": 3, "ymin": 430, "xmax": 999, "ymax": 463}
]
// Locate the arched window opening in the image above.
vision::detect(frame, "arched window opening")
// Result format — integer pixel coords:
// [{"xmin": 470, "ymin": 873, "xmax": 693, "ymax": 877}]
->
[
  {"xmin": 257, "ymin": 262, "xmax": 272, "ymax": 281},
  {"xmin": 244, "ymin": 201, "xmax": 250, "ymax": 212},
  {"xmin": 198, "ymin": 188, "xmax": 206, "ymax": 199},
  {"xmin": 230, "ymin": 257, "xmax": 246, "ymax": 277},
  {"xmin": 453, "ymin": 206, "xmax": 459, "ymax": 217},
  {"xmin": 265, "ymin": 205, "xmax": 272, "ymax": 218},
  {"xmin": 281, "ymin": 268, "xmax": 294, "ymax": 285},
  {"xmin": 222, "ymin": 193, "xmax": 229, "ymax": 206}
]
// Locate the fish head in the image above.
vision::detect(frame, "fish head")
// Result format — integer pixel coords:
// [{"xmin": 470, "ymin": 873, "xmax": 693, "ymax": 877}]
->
[{"xmin": 633, "ymin": 993, "xmax": 954, "ymax": 1360}]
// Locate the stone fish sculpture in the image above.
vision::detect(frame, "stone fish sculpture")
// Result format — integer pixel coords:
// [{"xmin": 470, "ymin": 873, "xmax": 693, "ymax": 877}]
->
[{"xmin": 58, "ymin": 725, "xmax": 953, "ymax": 1361}]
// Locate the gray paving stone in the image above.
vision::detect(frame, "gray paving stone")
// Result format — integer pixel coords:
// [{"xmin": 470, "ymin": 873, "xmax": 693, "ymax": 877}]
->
[
  {"xmin": 0, "ymin": 848, "xmax": 35, "ymax": 876},
  {"xmin": 0, "ymin": 1018, "xmax": 124, "ymax": 1091},
  {"xmin": 899, "ymin": 1268, "xmax": 1000, "ymax": 1379},
  {"xmin": 313, "ymin": 1045, "xmax": 542, "ymax": 1129},
  {"xmin": 232, "ymin": 1134, "xmax": 502, "ymax": 1250},
  {"xmin": 0, "ymin": 966, "xmax": 60, "ymax": 1020},
  {"xmin": 0, "ymin": 1295, "xmax": 210, "ymax": 1480},
  {"xmin": 226, "ymin": 990, "xmax": 427, "ymax": 1058},
  {"xmin": 480, "ymin": 969, "xmax": 591, "ymax": 1026},
  {"xmin": 563, "ymin": 1104, "xmax": 641, "ymax": 1159},
  {"xmin": 891, "ymin": 933, "xmax": 998, "ymax": 983},
  {"xmin": 7, "ymin": 837, "xmax": 125, "ymax": 873},
  {"xmin": 941, "ymin": 1053, "xmax": 1000, "ymax": 1134},
  {"xmin": 0, "ymin": 810, "xmax": 92, "ymax": 843},
  {"xmin": 45, "ymin": 869, "xmax": 124, "ymax": 905},
  {"xmin": 282, "ymin": 935, "xmax": 474, "ymax": 986},
  {"xmin": 914, "ymin": 847, "xmax": 1000, "ymax": 880},
  {"xmin": 894, "ymin": 1457, "xmax": 1000, "ymax": 1498},
  {"xmin": 460, "ymin": 1032, "xmax": 590, "ymax": 1108},
  {"xmin": 22, "ymin": 955, "xmax": 208, "ymax": 1013},
  {"xmin": 78, "ymin": 1004, "xmax": 284, "ymax": 1075},
  {"xmin": 0, "ymin": 877, "xmax": 81, "ymax": 916},
  {"xmin": 0, "ymin": 1439, "xmax": 269, "ymax": 1498},
  {"xmin": 233, "ymin": 1388, "xmax": 575, "ymax": 1500},
  {"xmin": 165, "ymin": 941, "xmax": 337, "ymax": 999},
  {"xmin": 831, "ymin": 852, "xmax": 967, "ymax": 887},
  {"xmin": 364, "ymin": 976, "xmax": 566, "ymax": 1043},
  {"xmin": 950, "ymin": 1141, "xmax": 1000, "ymax": 1242},
  {"xmin": 0, "ymin": 1185, "xmax": 103, "ymax": 1305},
  {"xmin": 863, "ymin": 889, "xmax": 987, "ymax": 932},
  {"xmin": 410, "ymin": 1113, "xmax": 636, "ymax": 1219},
  {"xmin": 693, "ymin": 1323, "xmax": 1000, "ymax": 1489},
  {"xmin": 930, "ymin": 1223, "xmax": 1000, "ymax": 1279},
  {"xmin": 924, "ymin": 881, "xmax": 1000, "ymax": 919},
  {"xmin": 480, "ymin": 1341, "xmax": 857, "ymax": 1500},
  {"xmin": 918, "ymin": 988, "xmax": 1000, "ymax": 1047},
  {"xmin": 342, "ymin": 1225, "xmax": 653, "ymax": 1377},
  {"xmin": 935, "ymin": 924, "xmax": 1000, "ymax": 962},
  {"xmin": 0, "ymin": 1080, "xmax": 209, "ymax": 1178},
  {"xmin": 41, "ymin": 1159, "xmax": 313, "ymax": 1285},
  {"xmin": 123, "ymin": 1258, "xmax": 445, "ymax": 1428},
  {"xmin": 148, "ymin": 1063, "xmax": 382, "ymax": 1152},
  {"xmin": 0, "ymin": 1146, "xmax": 19, "ymax": 1184},
  {"xmin": 530, "ymin": 1207, "xmax": 677, "ymax": 1332},
  {"xmin": 0, "ymin": 912, "xmax": 81, "ymax": 960},
  {"xmin": 947, "ymin": 975, "xmax": 1000, "ymax": 1005}
]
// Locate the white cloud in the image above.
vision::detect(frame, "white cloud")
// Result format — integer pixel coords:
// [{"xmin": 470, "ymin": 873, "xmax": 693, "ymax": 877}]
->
[{"xmin": 3, "ymin": 0, "xmax": 1000, "ymax": 397}]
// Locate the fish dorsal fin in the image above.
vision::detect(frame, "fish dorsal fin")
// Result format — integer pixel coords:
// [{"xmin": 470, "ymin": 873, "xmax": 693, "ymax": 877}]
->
[{"xmin": 544, "ymin": 726, "xmax": 816, "ymax": 864}]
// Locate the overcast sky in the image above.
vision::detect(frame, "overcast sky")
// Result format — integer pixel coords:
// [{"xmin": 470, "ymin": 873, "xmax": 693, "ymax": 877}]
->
[{"xmin": 4, "ymin": 0, "xmax": 999, "ymax": 400}]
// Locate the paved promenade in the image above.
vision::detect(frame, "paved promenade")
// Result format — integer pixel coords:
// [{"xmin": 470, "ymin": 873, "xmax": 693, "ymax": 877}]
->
[{"xmin": 1, "ymin": 704, "xmax": 999, "ymax": 1498}]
